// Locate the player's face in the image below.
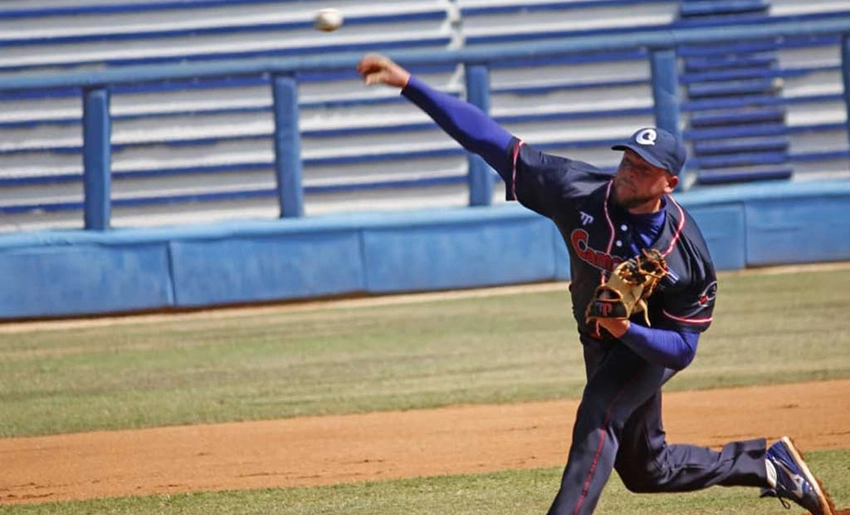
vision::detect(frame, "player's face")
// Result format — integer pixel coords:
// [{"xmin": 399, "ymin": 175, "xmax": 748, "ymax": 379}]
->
[{"xmin": 613, "ymin": 150, "xmax": 678, "ymax": 213}]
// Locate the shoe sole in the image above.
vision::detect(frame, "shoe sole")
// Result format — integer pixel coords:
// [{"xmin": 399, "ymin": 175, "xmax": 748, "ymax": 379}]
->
[{"xmin": 781, "ymin": 436, "xmax": 837, "ymax": 515}]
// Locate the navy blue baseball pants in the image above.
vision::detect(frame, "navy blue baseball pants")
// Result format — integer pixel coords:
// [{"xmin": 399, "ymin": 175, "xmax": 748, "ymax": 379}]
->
[{"xmin": 546, "ymin": 338, "xmax": 768, "ymax": 515}]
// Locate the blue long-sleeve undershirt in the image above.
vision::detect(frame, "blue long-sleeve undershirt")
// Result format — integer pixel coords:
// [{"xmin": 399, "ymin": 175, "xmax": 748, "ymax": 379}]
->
[
  {"xmin": 401, "ymin": 75, "xmax": 514, "ymax": 181},
  {"xmin": 620, "ymin": 324, "xmax": 699, "ymax": 370}
]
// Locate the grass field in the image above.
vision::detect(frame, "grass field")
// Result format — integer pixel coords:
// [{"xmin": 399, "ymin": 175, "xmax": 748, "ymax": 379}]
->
[
  {"xmin": 3, "ymin": 450, "xmax": 849, "ymax": 515},
  {"xmin": 1, "ymin": 266, "xmax": 849, "ymax": 514}
]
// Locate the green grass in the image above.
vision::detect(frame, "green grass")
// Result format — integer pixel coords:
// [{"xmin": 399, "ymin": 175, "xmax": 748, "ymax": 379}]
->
[
  {"xmin": 1, "ymin": 267, "xmax": 849, "ymax": 437},
  {"xmin": 3, "ymin": 449, "xmax": 847, "ymax": 515}
]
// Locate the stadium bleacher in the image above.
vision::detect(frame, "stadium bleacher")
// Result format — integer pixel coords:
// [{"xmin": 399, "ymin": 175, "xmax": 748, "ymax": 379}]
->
[
  {"xmin": 677, "ymin": 0, "xmax": 793, "ymax": 185},
  {"xmin": 0, "ymin": 0, "xmax": 848, "ymax": 232},
  {"xmin": 0, "ymin": 0, "xmax": 464, "ymax": 230}
]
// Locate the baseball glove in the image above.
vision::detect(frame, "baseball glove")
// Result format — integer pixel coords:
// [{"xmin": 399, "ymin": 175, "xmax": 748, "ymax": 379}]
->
[{"xmin": 585, "ymin": 248, "xmax": 668, "ymax": 327}]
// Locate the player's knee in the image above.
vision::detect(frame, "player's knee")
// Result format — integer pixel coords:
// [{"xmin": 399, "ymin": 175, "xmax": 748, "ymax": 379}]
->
[
  {"xmin": 620, "ymin": 475, "xmax": 653, "ymax": 493},
  {"xmin": 615, "ymin": 462, "xmax": 666, "ymax": 493},
  {"xmin": 617, "ymin": 469, "xmax": 658, "ymax": 493}
]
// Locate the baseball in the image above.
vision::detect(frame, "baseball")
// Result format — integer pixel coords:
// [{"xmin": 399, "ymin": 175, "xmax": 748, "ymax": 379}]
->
[{"xmin": 314, "ymin": 8, "xmax": 343, "ymax": 32}]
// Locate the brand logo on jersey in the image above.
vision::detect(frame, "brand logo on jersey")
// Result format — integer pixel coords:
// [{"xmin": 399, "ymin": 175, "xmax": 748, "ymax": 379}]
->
[
  {"xmin": 571, "ymin": 229, "xmax": 624, "ymax": 272},
  {"xmin": 579, "ymin": 211, "xmax": 595, "ymax": 226},
  {"xmin": 635, "ymin": 128, "xmax": 657, "ymax": 146},
  {"xmin": 698, "ymin": 281, "xmax": 718, "ymax": 306}
]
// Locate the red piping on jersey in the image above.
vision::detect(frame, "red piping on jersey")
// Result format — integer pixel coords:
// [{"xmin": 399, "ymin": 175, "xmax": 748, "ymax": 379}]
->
[
  {"xmin": 660, "ymin": 197, "xmax": 703, "ymax": 324},
  {"xmin": 662, "ymin": 309, "xmax": 712, "ymax": 324},
  {"xmin": 662, "ymin": 194, "xmax": 687, "ymax": 257},
  {"xmin": 574, "ymin": 431, "xmax": 606, "ymax": 515},
  {"xmin": 601, "ymin": 180, "xmax": 616, "ymax": 284},
  {"xmin": 511, "ymin": 140, "xmax": 524, "ymax": 201}
]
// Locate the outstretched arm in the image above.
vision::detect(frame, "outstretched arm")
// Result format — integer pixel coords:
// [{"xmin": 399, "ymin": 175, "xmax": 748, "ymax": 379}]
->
[{"xmin": 357, "ymin": 54, "xmax": 514, "ymax": 179}]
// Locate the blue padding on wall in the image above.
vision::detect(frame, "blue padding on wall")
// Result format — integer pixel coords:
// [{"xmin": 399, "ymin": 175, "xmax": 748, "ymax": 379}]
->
[
  {"xmin": 362, "ymin": 215, "xmax": 557, "ymax": 293},
  {"xmin": 169, "ymin": 231, "xmax": 365, "ymax": 307},
  {"xmin": 552, "ymin": 223, "xmax": 572, "ymax": 281},
  {"xmin": 685, "ymin": 204, "xmax": 746, "ymax": 271},
  {"xmin": 0, "ymin": 244, "xmax": 172, "ymax": 318},
  {"xmin": 1, "ymin": 180, "xmax": 848, "ymax": 320},
  {"xmin": 745, "ymin": 197, "xmax": 850, "ymax": 266}
]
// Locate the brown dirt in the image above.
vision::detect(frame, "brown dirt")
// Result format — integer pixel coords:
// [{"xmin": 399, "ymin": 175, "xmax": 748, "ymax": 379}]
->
[{"xmin": 1, "ymin": 379, "xmax": 849, "ymax": 506}]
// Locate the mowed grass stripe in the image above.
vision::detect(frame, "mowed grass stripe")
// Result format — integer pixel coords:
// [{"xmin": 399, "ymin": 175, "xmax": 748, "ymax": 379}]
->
[
  {"xmin": 1, "ymin": 450, "xmax": 847, "ymax": 515},
  {"xmin": 1, "ymin": 267, "xmax": 849, "ymax": 437}
]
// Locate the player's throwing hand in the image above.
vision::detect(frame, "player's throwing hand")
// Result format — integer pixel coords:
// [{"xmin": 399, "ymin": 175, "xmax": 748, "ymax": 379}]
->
[{"xmin": 357, "ymin": 53, "xmax": 411, "ymax": 88}]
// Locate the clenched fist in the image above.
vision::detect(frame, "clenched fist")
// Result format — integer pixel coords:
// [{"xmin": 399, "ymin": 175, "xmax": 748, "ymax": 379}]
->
[{"xmin": 357, "ymin": 53, "xmax": 411, "ymax": 89}]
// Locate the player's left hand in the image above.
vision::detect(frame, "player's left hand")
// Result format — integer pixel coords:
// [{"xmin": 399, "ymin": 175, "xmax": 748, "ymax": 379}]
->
[{"xmin": 596, "ymin": 317, "xmax": 630, "ymax": 338}]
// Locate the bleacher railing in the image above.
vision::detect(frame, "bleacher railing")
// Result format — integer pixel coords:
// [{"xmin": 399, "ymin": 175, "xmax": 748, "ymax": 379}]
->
[{"xmin": 3, "ymin": 17, "xmax": 850, "ymax": 230}]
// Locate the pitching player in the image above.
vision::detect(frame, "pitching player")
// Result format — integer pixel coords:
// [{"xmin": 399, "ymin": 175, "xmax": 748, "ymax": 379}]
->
[{"xmin": 357, "ymin": 54, "xmax": 835, "ymax": 515}]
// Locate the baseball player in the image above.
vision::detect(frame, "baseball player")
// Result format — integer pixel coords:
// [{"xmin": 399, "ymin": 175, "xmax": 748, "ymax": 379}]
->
[{"xmin": 357, "ymin": 54, "xmax": 835, "ymax": 515}]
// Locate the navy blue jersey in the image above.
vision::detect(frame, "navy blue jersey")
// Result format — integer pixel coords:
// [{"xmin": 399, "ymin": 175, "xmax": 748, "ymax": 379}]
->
[{"xmin": 507, "ymin": 139, "xmax": 717, "ymax": 339}]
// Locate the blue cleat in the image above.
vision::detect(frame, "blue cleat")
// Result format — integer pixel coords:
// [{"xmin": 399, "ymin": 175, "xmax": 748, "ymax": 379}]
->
[{"xmin": 761, "ymin": 437, "xmax": 835, "ymax": 515}]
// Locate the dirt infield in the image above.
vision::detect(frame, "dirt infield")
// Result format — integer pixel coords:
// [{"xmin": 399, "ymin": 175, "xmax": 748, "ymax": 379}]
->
[{"xmin": 2, "ymin": 379, "xmax": 849, "ymax": 505}]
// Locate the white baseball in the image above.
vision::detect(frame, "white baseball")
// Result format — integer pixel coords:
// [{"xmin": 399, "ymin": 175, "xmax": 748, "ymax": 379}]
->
[{"xmin": 314, "ymin": 8, "xmax": 343, "ymax": 32}]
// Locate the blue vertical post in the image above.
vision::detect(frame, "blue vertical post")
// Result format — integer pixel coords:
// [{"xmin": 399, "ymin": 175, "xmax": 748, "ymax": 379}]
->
[
  {"xmin": 82, "ymin": 87, "xmax": 112, "ymax": 230},
  {"xmin": 464, "ymin": 64, "xmax": 494, "ymax": 207},
  {"xmin": 650, "ymin": 49, "xmax": 685, "ymax": 189},
  {"xmin": 842, "ymin": 35, "xmax": 850, "ymax": 149},
  {"xmin": 272, "ymin": 74, "xmax": 304, "ymax": 218},
  {"xmin": 650, "ymin": 49, "xmax": 682, "ymax": 137}
]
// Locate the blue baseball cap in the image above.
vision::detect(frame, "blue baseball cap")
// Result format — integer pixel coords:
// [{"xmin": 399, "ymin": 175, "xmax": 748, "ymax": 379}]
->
[{"xmin": 612, "ymin": 127, "xmax": 687, "ymax": 176}]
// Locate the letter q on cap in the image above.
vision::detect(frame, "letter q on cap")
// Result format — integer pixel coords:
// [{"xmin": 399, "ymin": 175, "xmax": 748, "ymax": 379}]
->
[{"xmin": 635, "ymin": 128, "xmax": 657, "ymax": 146}]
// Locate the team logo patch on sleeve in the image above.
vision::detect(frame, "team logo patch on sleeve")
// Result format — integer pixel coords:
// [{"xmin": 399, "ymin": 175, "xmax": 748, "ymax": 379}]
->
[{"xmin": 698, "ymin": 281, "xmax": 718, "ymax": 306}]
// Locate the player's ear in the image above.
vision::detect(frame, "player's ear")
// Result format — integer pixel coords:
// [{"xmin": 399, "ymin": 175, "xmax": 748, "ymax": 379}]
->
[{"xmin": 664, "ymin": 174, "xmax": 679, "ymax": 193}]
